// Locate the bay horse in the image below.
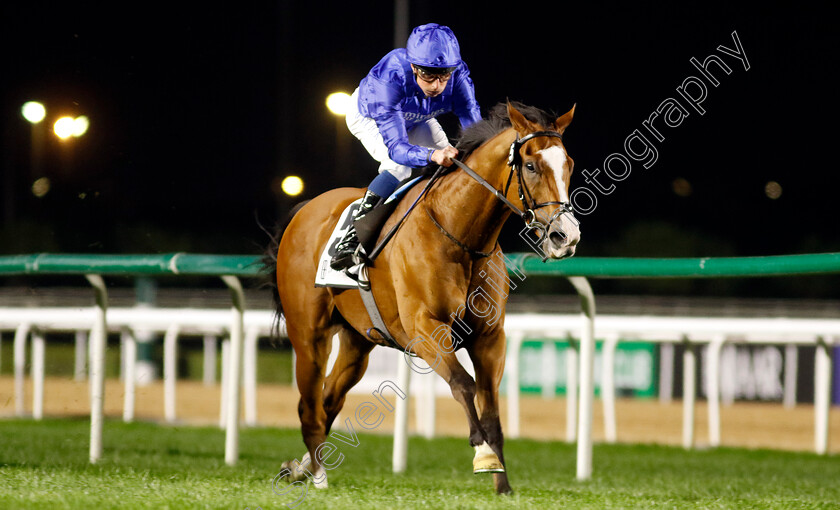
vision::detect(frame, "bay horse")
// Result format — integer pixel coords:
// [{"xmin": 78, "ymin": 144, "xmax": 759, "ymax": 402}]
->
[{"xmin": 270, "ymin": 101, "xmax": 579, "ymax": 496}]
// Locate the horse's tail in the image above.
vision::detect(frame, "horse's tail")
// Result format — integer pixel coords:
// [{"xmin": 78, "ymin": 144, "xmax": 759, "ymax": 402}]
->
[{"xmin": 258, "ymin": 200, "xmax": 310, "ymax": 340}]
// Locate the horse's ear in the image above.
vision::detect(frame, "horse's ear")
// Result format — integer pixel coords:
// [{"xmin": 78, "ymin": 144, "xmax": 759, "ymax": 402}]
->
[
  {"xmin": 507, "ymin": 100, "xmax": 536, "ymax": 135},
  {"xmin": 554, "ymin": 103, "xmax": 576, "ymax": 135}
]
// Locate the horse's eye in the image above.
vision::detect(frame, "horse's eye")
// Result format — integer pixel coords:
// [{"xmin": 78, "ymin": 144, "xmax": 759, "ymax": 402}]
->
[{"xmin": 525, "ymin": 162, "xmax": 536, "ymax": 173}]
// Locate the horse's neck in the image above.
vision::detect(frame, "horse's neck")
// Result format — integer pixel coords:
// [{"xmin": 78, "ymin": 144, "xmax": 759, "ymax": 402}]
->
[{"xmin": 427, "ymin": 129, "xmax": 517, "ymax": 253}]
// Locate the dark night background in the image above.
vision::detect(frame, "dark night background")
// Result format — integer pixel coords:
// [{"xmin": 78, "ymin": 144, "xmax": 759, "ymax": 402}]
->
[{"xmin": 1, "ymin": 2, "xmax": 838, "ymax": 297}]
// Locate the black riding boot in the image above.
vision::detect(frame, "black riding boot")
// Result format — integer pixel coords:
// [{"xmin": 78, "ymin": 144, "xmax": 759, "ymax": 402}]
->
[{"xmin": 330, "ymin": 190, "xmax": 382, "ymax": 270}]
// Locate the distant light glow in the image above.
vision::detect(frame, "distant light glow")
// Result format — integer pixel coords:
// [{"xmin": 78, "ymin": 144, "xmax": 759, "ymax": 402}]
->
[
  {"xmin": 326, "ymin": 92, "xmax": 352, "ymax": 116},
  {"xmin": 281, "ymin": 175, "xmax": 304, "ymax": 196},
  {"xmin": 672, "ymin": 177, "xmax": 692, "ymax": 197},
  {"xmin": 32, "ymin": 177, "xmax": 51, "ymax": 197},
  {"xmin": 73, "ymin": 115, "xmax": 90, "ymax": 137},
  {"xmin": 54, "ymin": 117, "xmax": 76, "ymax": 139},
  {"xmin": 54, "ymin": 115, "xmax": 89, "ymax": 139},
  {"xmin": 765, "ymin": 181, "xmax": 782, "ymax": 199},
  {"xmin": 22, "ymin": 101, "xmax": 46, "ymax": 124}
]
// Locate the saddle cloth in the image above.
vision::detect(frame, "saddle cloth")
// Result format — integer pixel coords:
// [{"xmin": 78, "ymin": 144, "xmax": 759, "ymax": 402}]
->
[
  {"xmin": 315, "ymin": 198, "xmax": 362, "ymax": 288},
  {"xmin": 314, "ymin": 175, "xmax": 425, "ymax": 289}
]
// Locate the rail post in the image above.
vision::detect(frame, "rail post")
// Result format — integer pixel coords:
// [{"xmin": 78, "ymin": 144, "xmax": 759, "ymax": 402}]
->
[
  {"xmin": 567, "ymin": 276, "xmax": 595, "ymax": 481},
  {"xmin": 85, "ymin": 274, "xmax": 108, "ymax": 464},
  {"xmin": 682, "ymin": 335, "xmax": 696, "ymax": 450},
  {"xmin": 707, "ymin": 335, "xmax": 726, "ymax": 447},
  {"xmin": 122, "ymin": 328, "xmax": 137, "ymax": 422},
  {"xmin": 163, "ymin": 324, "xmax": 181, "ymax": 423},
  {"xmin": 32, "ymin": 328, "xmax": 45, "ymax": 420},
  {"xmin": 222, "ymin": 275, "xmax": 245, "ymax": 465},
  {"xmin": 13, "ymin": 323, "xmax": 31, "ymax": 416},
  {"xmin": 814, "ymin": 335, "xmax": 833, "ymax": 455}
]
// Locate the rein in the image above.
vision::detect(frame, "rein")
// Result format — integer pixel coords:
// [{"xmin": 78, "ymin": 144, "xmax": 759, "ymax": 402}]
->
[
  {"xmin": 425, "ymin": 207, "xmax": 494, "ymax": 258},
  {"xmin": 366, "ymin": 130, "xmax": 577, "ymax": 263},
  {"xmin": 446, "ymin": 130, "xmax": 577, "ymax": 260},
  {"xmin": 366, "ymin": 165, "xmax": 447, "ymax": 262}
]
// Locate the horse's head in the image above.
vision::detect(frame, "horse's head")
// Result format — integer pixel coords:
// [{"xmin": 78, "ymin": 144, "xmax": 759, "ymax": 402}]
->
[{"xmin": 506, "ymin": 102, "xmax": 580, "ymax": 260}]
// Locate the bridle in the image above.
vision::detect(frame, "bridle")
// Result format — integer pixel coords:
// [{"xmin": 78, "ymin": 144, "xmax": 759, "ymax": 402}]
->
[{"xmin": 448, "ymin": 130, "xmax": 578, "ymax": 260}]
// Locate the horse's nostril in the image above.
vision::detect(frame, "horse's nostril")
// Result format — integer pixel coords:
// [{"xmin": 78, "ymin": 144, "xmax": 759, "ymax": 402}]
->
[{"xmin": 549, "ymin": 231, "xmax": 566, "ymax": 246}]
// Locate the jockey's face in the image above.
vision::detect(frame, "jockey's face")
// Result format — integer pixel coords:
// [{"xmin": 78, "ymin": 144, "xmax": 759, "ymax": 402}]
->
[{"xmin": 411, "ymin": 64, "xmax": 450, "ymax": 98}]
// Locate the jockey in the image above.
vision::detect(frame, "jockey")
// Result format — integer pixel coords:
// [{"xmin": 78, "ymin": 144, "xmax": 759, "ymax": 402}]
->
[{"xmin": 330, "ymin": 23, "xmax": 482, "ymax": 271}]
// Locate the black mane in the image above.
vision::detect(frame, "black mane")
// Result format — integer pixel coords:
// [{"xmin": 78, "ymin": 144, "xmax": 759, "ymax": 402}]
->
[{"xmin": 456, "ymin": 101, "xmax": 557, "ymax": 160}]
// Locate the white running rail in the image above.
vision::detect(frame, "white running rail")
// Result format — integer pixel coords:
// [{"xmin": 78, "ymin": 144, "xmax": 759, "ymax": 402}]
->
[{"xmin": 3, "ymin": 305, "xmax": 838, "ymax": 474}]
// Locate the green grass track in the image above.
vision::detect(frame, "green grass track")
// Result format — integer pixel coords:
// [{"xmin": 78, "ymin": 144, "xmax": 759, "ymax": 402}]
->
[{"xmin": 1, "ymin": 418, "xmax": 838, "ymax": 509}]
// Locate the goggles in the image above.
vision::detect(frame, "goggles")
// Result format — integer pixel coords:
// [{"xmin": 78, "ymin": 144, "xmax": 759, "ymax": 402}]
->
[{"xmin": 413, "ymin": 65, "xmax": 455, "ymax": 83}]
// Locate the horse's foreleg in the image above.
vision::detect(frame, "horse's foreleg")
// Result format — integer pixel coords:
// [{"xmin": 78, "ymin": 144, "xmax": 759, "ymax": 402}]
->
[
  {"xmin": 322, "ymin": 327, "xmax": 374, "ymax": 435},
  {"xmin": 469, "ymin": 332, "xmax": 513, "ymax": 495},
  {"xmin": 407, "ymin": 322, "xmax": 498, "ymax": 472}
]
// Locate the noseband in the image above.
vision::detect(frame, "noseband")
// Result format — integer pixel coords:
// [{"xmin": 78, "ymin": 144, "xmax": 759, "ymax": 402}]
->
[{"xmin": 449, "ymin": 130, "xmax": 578, "ymax": 260}]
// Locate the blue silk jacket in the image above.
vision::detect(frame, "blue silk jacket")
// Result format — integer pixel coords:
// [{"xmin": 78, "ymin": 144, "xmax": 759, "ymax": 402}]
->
[{"xmin": 356, "ymin": 48, "xmax": 482, "ymax": 168}]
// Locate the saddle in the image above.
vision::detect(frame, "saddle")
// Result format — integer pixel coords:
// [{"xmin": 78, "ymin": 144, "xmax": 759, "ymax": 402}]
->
[
  {"xmin": 356, "ymin": 174, "xmax": 424, "ymax": 257},
  {"xmin": 315, "ymin": 167, "xmax": 446, "ymax": 349},
  {"xmin": 316, "ymin": 167, "xmax": 442, "ymax": 286}
]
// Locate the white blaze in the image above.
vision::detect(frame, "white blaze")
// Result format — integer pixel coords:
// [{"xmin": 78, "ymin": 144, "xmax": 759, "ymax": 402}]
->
[
  {"xmin": 537, "ymin": 145, "xmax": 580, "ymax": 258},
  {"xmin": 539, "ymin": 146, "xmax": 570, "ymax": 202}
]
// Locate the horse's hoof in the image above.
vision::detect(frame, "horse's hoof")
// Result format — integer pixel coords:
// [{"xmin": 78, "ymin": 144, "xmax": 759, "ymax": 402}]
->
[
  {"xmin": 280, "ymin": 453, "xmax": 329, "ymax": 488},
  {"xmin": 280, "ymin": 458, "xmax": 308, "ymax": 482},
  {"xmin": 312, "ymin": 466, "xmax": 328, "ymax": 489},
  {"xmin": 472, "ymin": 443, "xmax": 505, "ymax": 474},
  {"xmin": 473, "ymin": 455, "xmax": 505, "ymax": 474}
]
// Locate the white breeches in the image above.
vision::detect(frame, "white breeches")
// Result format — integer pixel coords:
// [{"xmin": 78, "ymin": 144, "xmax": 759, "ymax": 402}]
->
[{"xmin": 346, "ymin": 88, "xmax": 451, "ymax": 181}]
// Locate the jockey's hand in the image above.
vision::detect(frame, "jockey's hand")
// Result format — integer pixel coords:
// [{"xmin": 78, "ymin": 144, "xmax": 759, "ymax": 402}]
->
[{"xmin": 431, "ymin": 146, "xmax": 459, "ymax": 167}]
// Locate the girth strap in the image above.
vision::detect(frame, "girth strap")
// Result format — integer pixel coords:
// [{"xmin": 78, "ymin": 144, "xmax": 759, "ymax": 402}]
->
[{"xmin": 356, "ymin": 266, "xmax": 403, "ymax": 351}]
